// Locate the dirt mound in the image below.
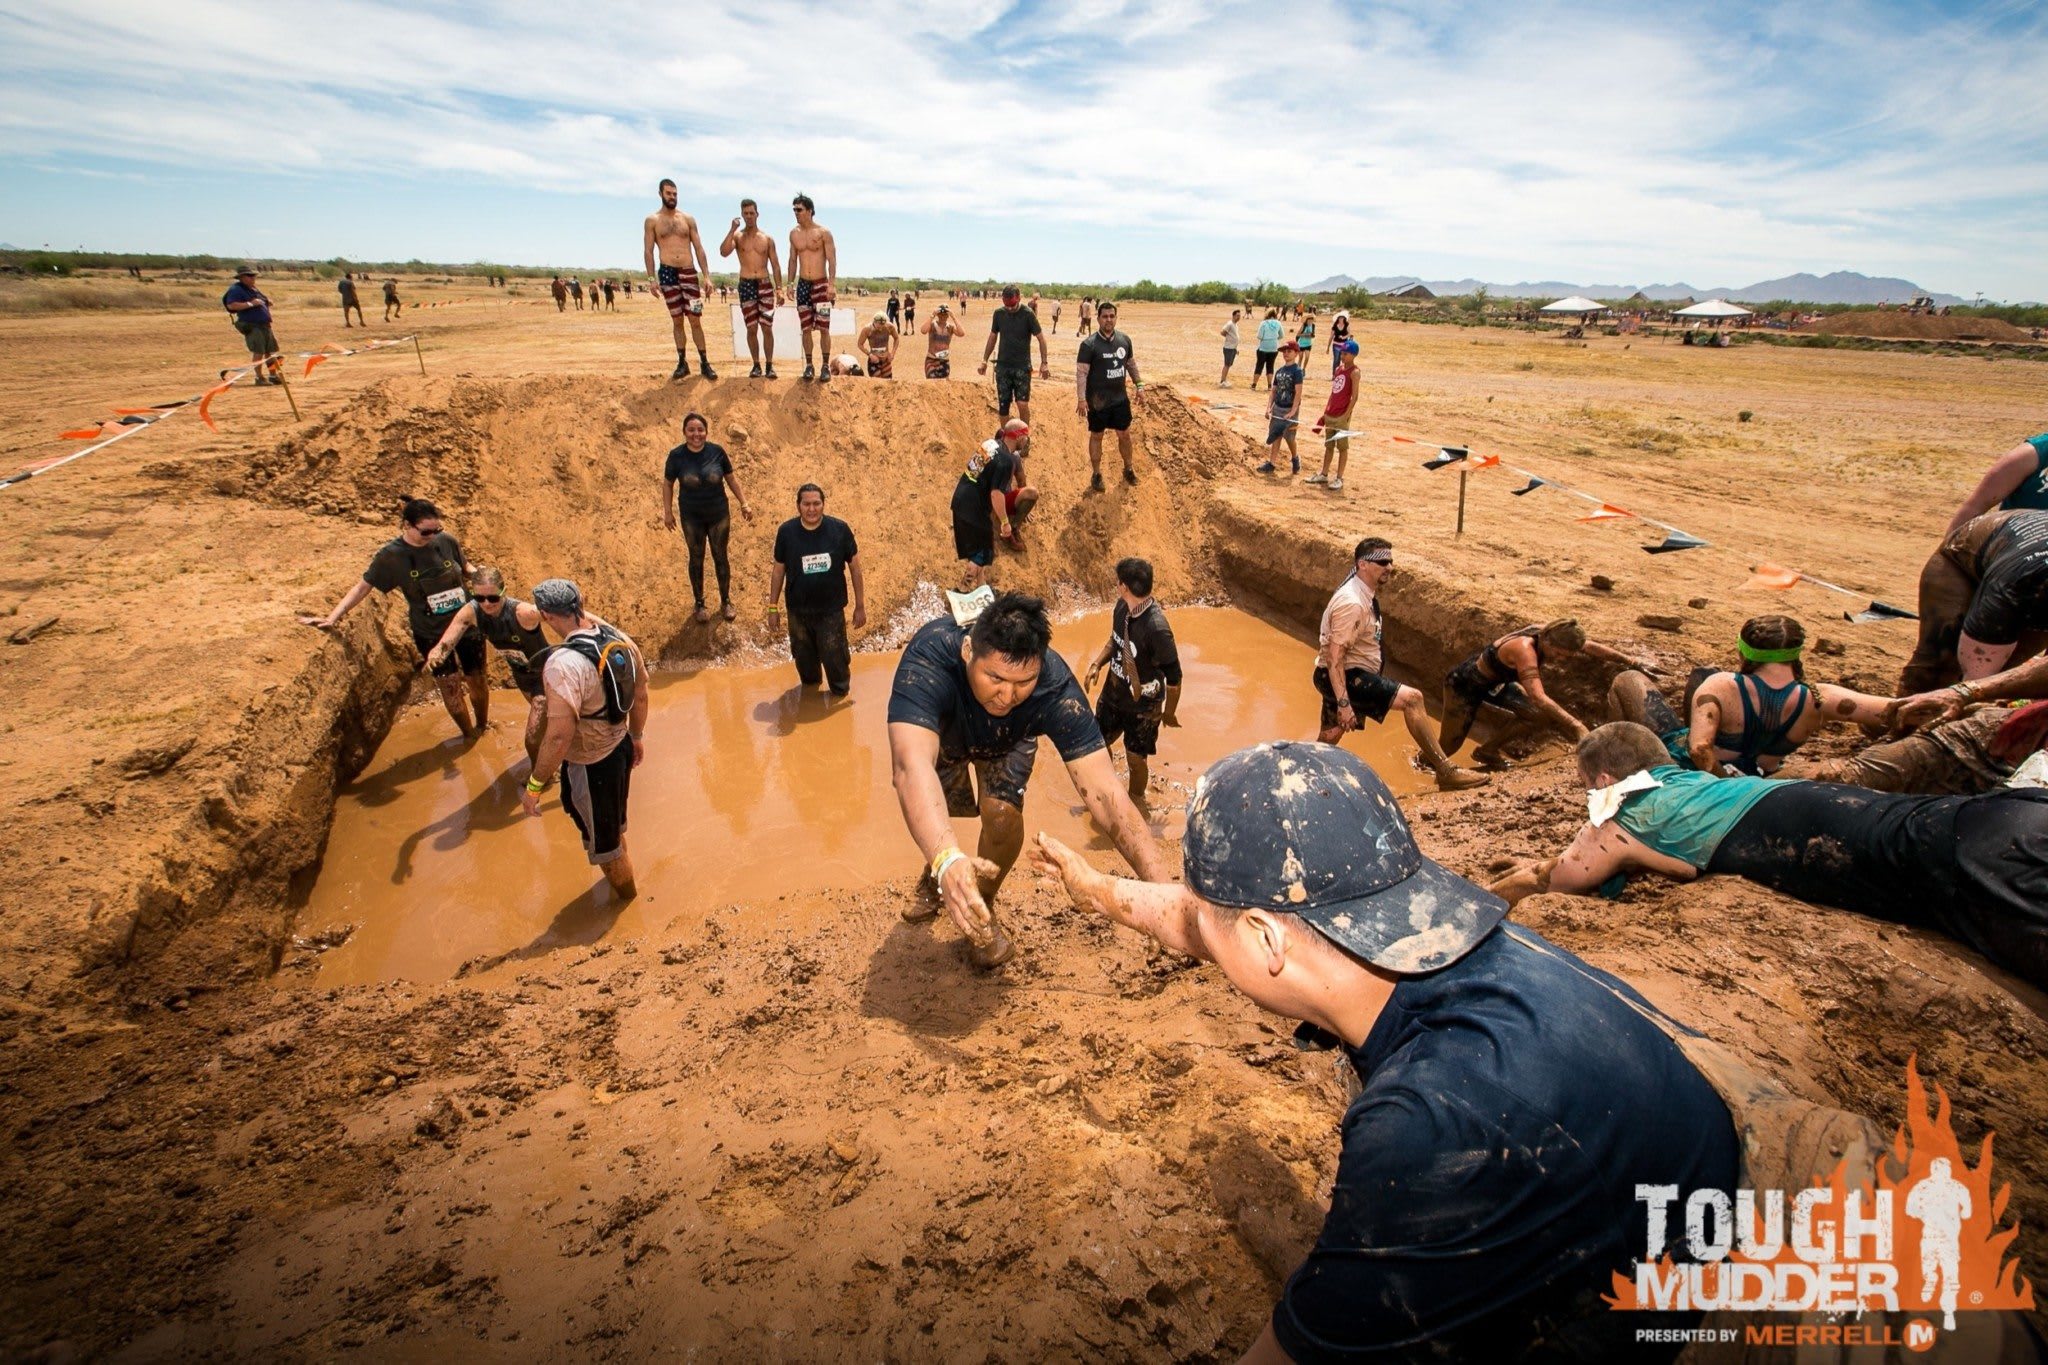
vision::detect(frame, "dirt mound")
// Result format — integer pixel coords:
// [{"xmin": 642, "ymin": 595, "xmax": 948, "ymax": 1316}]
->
[
  {"xmin": 1811, "ymin": 311, "xmax": 2034, "ymax": 343},
  {"xmin": 238, "ymin": 375, "xmax": 1246, "ymax": 663}
]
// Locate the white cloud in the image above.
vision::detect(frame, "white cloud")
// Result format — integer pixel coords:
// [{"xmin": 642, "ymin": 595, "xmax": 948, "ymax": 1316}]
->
[{"xmin": 0, "ymin": 0, "xmax": 2043, "ymax": 294}]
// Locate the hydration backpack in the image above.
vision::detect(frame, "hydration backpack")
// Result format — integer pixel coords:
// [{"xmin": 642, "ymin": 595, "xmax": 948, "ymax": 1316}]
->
[{"xmin": 564, "ymin": 624, "xmax": 638, "ymax": 724}]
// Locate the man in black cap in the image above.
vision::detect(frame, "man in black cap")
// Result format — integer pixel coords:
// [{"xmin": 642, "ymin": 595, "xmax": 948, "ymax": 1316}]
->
[
  {"xmin": 1029, "ymin": 740, "xmax": 1739, "ymax": 1361},
  {"xmin": 888, "ymin": 591, "xmax": 1168, "ymax": 968},
  {"xmin": 978, "ymin": 285, "xmax": 1050, "ymax": 423}
]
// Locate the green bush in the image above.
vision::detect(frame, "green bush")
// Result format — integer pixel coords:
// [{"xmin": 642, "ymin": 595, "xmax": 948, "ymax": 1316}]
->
[
  {"xmin": 1114, "ymin": 279, "xmax": 1179, "ymax": 303},
  {"xmin": 1180, "ymin": 280, "xmax": 1237, "ymax": 305}
]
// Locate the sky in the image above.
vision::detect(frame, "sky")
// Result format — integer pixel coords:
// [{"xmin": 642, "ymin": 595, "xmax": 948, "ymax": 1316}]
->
[{"xmin": 1, "ymin": 0, "xmax": 2044, "ymax": 299}]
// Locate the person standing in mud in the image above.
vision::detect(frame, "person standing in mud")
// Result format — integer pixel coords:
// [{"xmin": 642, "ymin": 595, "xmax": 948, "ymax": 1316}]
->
[
  {"xmin": 522, "ymin": 579, "xmax": 647, "ymax": 901},
  {"xmin": 299, "ymin": 498, "xmax": 488, "ymax": 742},
  {"xmin": 718, "ymin": 198, "xmax": 784, "ymax": 378},
  {"xmin": 644, "ymin": 178, "xmax": 716, "ymax": 380},
  {"xmin": 789, "ymin": 193, "xmax": 838, "ymax": 381},
  {"xmin": 1315, "ymin": 537, "xmax": 1488, "ymax": 790},
  {"xmin": 765, "ymin": 483, "xmax": 865, "ymax": 699},
  {"xmin": 1027, "ymin": 740, "xmax": 1740, "ymax": 1361},
  {"xmin": 1083, "ymin": 557, "xmax": 1182, "ymax": 807},
  {"xmin": 888, "ymin": 592, "xmax": 1170, "ymax": 968},
  {"xmin": 425, "ymin": 567, "xmax": 554, "ymax": 766},
  {"xmin": 662, "ymin": 412, "xmax": 752, "ymax": 623}
]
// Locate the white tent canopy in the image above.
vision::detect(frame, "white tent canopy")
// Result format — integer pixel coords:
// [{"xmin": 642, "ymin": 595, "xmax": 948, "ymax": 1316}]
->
[
  {"xmin": 1673, "ymin": 298, "xmax": 1752, "ymax": 318},
  {"xmin": 1540, "ymin": 296, "xmax": 1606, "ymax": 315}
]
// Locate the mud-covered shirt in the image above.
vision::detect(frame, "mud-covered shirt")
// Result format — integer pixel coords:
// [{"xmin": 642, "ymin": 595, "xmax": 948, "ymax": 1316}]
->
[
  {"xmin": 1274, "ymin": 924, "xmax": 1738, "ymax": 1363},
  {"xmin": 475, "ymin": 599, "xmax": 550, "ymax": 676},
  {"xmin": 363, "ymin": 532, "xmax": 467, "ymax": 636},
  {"xmin": 988, "ymin": 305, "xmax": 1042, "ymax": 369},
  {"xmin": 664, "ymin": 441, "xmax": 733, "ymax": 524},
  {"xmin": 950, "ymin": 441, "xmax": 1016, "ymax": 532},
  {"xmin": 1963, "ymin": 509, "xmax": 2048, "ymax": 645},
  {"xmin": 772, "ymin": 515, "xmax": 859, "ymax": 613},
  {"xmin": 887, "ymin": 616, "xmax": 1104, "ymax": 763},
  {"xmin": 1102, "ymin": 599, "xmax": 1181, "ymax": 709},
  {"xmin": 1077, "ymin": 330, "xmax": 1135, "ymax": 409}
]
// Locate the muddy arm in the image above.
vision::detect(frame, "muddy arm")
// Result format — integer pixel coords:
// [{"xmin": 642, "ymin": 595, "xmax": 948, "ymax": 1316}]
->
[
  {"xmin": 1686, "ymin": 692, "xmax": 1724, "ymax": 773},
  {"xmin": 1813, "ymin": 683, "xmax": 1893, "ymax": 726},
  {"xmin": 1945, "ymin": 442, "xmax": 2039, "ymax": 535},
  {"xmin": 1065, "ymin": 749, "xmax": 1171, "ymax": 881},
  {"xmin": 1029, "ymin": 833, "xmax": 1206, "ymax": 959}
]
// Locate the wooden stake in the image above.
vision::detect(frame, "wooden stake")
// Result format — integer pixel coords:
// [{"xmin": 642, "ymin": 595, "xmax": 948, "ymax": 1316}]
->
[
  {"xmin": 1456, "ymin": 467, "xmax": 1468, "ymax": 536},
  {"xmin": 413, "ymin": 334, "xmax": 427, "ymax": 375},
  {"xmin": 274, "ymin": 358, "xmax": 302, "ymax": 421}
]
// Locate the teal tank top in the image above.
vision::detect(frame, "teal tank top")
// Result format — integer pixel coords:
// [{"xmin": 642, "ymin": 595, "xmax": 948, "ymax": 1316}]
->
[
  {"xmin": 2002, "ymin": 434, "xmax": 2048, "ymax": 513},
  {"xmin": 1614, "ymin": 766, "xmax": 1787, "ymax": 871}
]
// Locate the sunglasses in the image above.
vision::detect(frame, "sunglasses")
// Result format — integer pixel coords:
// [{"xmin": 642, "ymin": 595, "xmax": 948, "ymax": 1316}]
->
[
  {"xmin": 413, "ymin": 524, "xmax": 443, "ymax": 537},
  {"xmin": 473, "ymin": 593, "xmax": 503, "ymax": 603}
]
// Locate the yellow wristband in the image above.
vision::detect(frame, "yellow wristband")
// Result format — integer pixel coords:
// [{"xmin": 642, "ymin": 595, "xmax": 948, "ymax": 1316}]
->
[{"xmin": 930, "ymin": 845, "xmax": 965, "ymax": 881}]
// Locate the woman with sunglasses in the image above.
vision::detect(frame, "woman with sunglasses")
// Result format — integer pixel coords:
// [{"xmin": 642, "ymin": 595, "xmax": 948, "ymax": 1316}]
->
[
  {"xmin": 661, "ymin": 412, "xmax": 753, "ymax": 623},
  {"xmin": 424, "ymin": 566, "xmax": 553, "ymax": 765}
]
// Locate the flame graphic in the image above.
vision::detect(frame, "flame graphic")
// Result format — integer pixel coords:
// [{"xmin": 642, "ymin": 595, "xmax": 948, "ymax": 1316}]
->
[{"xmin": 1606, "ymin": 1059, "xmax": 2034, "ymax": 1316}]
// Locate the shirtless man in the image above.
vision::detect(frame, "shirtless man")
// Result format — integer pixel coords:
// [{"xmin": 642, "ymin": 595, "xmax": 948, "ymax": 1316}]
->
[
  {"xmin": 718, "ymin": 198, "xmax": 785, "ymax": 378},
  {"xmin": 858, "ymin": 311, "xmax": 898, "ymax": 378},
  {"xmin": 923, "ymin": 303, "xmax": 966, "ymax": 378},
  {"xmin": 788, "ymin": 193, "xmax": 839, "ymax": 382},
  {"xmin": 643, "ymin": 178, "xmax": 716, "ymax": 381}
]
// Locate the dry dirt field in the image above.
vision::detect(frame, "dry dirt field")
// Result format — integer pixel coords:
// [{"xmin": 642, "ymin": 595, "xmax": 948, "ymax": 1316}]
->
[{"xmin": 1, "ymin": 275, "xmax": 2044, "ymax": 1359}]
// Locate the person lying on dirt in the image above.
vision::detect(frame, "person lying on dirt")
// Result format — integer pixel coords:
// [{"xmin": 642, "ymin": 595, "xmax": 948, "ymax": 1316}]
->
[
  {"xmin": 1785, "ymin": 649, "xmax": 2048, "ymax": 795},
  {"xmin": 1943, "ymin": 430, "xmax": 2048, "ymax": 534},
  {"xmin": 887, "ymin": 591, "xmax": 1169, "ymax": 969},
  {"xmin": 1029, "ymin": 741, "xmax": 1739, "ymax": 1363},
  {"xmin": 1487, "ymin": 722, "xmax": 2048, "ymax": 991},
  {"xmin": 1315, "ymin": 537, "xmax": 1487, "ymax": 790},
  {"xmin": 1899, "ymin": 508, "xmax": 2048, "ymax": 696},
  {"xmin": 299, "ymin": 497, "xmax": 488, "ymax": 742},
  {"xmin": 425, "ymin": 567, "xmax": 552, "ymax": 766},
  {"xmin": 1437, "ymin": 618, "xmax": 1637, "ymax": 767},
  {"xmin": 1607, "ymin": 615, "xmax": 1892, "ymax": 776}
]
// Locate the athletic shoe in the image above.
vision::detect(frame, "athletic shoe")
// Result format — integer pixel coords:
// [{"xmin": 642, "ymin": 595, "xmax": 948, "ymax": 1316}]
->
[
  {"xmin": 1328, "ymin": 477, "xmax": 1345, "ymax": 491},
  {"xmin": 763, "ymin": 367, "xmax": 778, "ymax": 379},
  {"xmin": 749, "ymin": 363, "xmax": 763, "ymax": 378},
  {"xmin": 699, "ymin": 361, "xmax": 717, "ymax": 380},
  {"xmin": 803, "ymin": 364, "xmax": 816, "ymax": 381},
  {"xmin": 1090, "ymin": 472, "xmax": 1105, "ymax": 493},
  {"xmin": 671, "ymin": 360, "xmax": 689, "ymax": 380},
  {"xmin": 1435, "ymin": 766, "xmax": 1491, "ymax": 792},
  {"xmin": 1122, "ymin": 467, "xmax": 1138, "ymax": 486},
  {"xmin": 1255, "ymin": 461, "xmax": 1277, "ymax": 475},
  {"xmin": 1304, "ymin": 472, "xmax": 1326, "ymax": 485},
  {"xmin": 1290, "ymin": 457, "xmax": 1301, "ymax": 475}
]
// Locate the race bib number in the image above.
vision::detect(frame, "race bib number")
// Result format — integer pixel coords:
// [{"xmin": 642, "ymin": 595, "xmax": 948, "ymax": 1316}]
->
[
  {"xmin": 426, "ymin": 587, "xmax": 466, "ymax": 615},
  {"xmin": 801, "ymin": 553, "xmax": 831, "ymax": 575}
]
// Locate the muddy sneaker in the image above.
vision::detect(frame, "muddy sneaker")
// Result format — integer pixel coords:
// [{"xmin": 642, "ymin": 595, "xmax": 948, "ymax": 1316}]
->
[
  {"xmin": 1090, "ymin": 472, "xmax": 1105, "ymax": 493},
  {"xmin": 1255, "ymin": 460, "xmax": 1277, "ymax": 475},
  {"xmin": 903, "ymin": 873, "xmax": 942, "ymax": 922},
  {"xmin": 968, "ymin": 924, "xmax": 1016, "ymax": 969},
  {"xmin": 1304, "ymin": 472, "xmax": 1326, "ymax": 485},
  {"xmin": 699, "ymin": 360, "xmax": 717, "ymax": 380},
  {"xmin": 803, "ymin": 363, "xmax": 816, "ymax": 381},
  {"xmin": 1328, "ymin": 477, "xmax": 1345, "ymax": 491},
  {"xmin": 1434, "ymin": 766, "xmax": 1491, "ymax": 792},
  {"xmin": 1122, "ymin": 466, "xmax": 1138, "ymax": 486},
  {"xmin": 670, "ymin": 360, "xmax": 689, "ymax": 381}
]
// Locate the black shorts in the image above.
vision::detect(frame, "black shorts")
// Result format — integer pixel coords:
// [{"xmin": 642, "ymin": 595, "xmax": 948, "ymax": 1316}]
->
[
  {"xmin": 1446, "ymin": 658, "xmax": 1544, "ymax": 721},
  {"xmin": 993, "ymin": 363, "xmax": 1031, "ymax": 412},
  {"xmin": 413, "ymin": 625, "xmax": 484, "ymax": 679},
  {"xmin": 1314, "ymin": 665, "xmax": 1400, "ymax": 729},
  {"xmin": 1095, "ymin": 694, "xmax": 1162, "ymax": 757},
  {"xmin": 953, "ymin": 519, "xmax": 995, "ymax": 567},
  {"xmin": 937, "ymin": 736, "xmax": 1037, "ymax": 814},
  {"xmin": 1088, "ymin": 398, "xmax": 1133, "ymax": 433},
  {"xmin": 561, "ymin": 735, "xmax": 634, "ymax": 866},
  {"xmin": 509, "ymin": 666, "xmax": 546, "ymax": 700}
]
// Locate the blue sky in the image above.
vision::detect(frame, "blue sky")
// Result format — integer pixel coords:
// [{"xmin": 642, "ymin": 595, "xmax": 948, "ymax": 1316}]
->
[{"xmin": 2, "ymin": 0, "xmax": 2044, "ymax": 298}]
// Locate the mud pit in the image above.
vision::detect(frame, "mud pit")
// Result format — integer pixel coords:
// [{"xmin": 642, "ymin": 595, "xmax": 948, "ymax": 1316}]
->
[
  {"xmin": 4, "ymin": 318, "xmax": 2047, "ymax": 1356},
  {"xmin": 308, "ymin": 606, "xmax": 1422, "ymax": 987}
]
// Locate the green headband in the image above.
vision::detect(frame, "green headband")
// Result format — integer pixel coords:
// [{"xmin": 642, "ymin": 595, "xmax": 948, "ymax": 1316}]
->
[{"xmin": 1737, "ymin": 639, "xmax": 1803, "ymax": 664}]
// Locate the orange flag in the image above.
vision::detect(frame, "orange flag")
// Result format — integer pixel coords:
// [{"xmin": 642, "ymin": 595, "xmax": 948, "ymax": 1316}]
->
[
  {"xmin": 1578, "ymin": 503, "xmax": 1633, "ymax": 521},
  {"xmin": 1746, "ymin": 562, "xmax": 1802, "ymax": 591},
  {"xmin": 197, "ymin": 380, "xmax": 232, "ymax": 432},
  {"xmin": 1390, "ymin": 435, "xmax": 1419, "ymax": 444},
  {"xmin": 1469, "ymin": 453, "xmax": 1501, "ymax": 470},
  {"xmin": 303, "ymin": 353, "xmax": 331, "ymax": 378},
  {"xmin": 60, "ymin": 426, "xmax": 110, "ymax": 440}
]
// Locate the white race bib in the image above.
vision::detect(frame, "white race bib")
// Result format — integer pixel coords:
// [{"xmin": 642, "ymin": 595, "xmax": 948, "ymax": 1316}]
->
[
  {"xmin": 801, "ymin": 552, "xmax": 831, "ymax": 575},
  {"xmin": 426, "ymin": 587, "xmax": 466, "ymax": 615}
]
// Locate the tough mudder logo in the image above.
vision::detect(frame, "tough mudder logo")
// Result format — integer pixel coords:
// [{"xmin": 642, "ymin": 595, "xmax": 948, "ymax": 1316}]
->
[{"xmin": 1609, "ymin": 1064, "xmax": 2034, "ymax": 1346}]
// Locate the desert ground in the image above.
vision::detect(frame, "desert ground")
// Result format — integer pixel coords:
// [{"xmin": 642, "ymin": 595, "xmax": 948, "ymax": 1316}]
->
[{"xmin": 1, "ymin": 272, "xmax": 2043, "ymax": 1359}]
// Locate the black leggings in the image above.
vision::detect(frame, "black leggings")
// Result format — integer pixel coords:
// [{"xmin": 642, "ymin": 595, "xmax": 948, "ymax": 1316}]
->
[
  {"xmin": 679, "ymin": 514, "xmax": 731, "ymax": 606},
  {"xmin": 1252, "ymin": 350, "xmax": 1277, "ymax": 381}
]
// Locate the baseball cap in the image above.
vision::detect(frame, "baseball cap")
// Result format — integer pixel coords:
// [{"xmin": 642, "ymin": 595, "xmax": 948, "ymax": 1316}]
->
[
  {"xmin": 530, "ymin": 578, "xmax": 584, "ymax": 616},
  {"xmin": 1183, "ymin": 741, "xmax": 1506, "ymax": 973},
  {"xmin": 1340, "ymin": 339, "xmax": 1360, "ymax": 355},
  {"xmin": 1280, "ymin": 339, "xmax": 1301, "ymax": 351}
]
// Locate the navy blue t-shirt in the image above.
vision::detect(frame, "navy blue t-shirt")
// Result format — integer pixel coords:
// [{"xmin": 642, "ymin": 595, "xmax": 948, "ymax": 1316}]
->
[
  {"xmin": 221, "ymin": 281, "xmax": 271, "ymax": 326},
  {"xmin": 886, "ymin": 616, "xmax": 1103, "ymax": 763},
  {"xmin": 1273, "ymin": 923, "xmax": 1739, "ymax": 1363}
]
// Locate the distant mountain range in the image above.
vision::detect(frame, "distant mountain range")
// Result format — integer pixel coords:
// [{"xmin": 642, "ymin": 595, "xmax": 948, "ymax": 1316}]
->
[{"xmin": 1298, "ymin": 270, "xmax": 1966, "ymax": 307}]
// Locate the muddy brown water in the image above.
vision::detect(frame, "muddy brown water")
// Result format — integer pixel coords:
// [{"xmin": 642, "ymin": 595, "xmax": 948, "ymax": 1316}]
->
[{"xmin": 304, "ymin": 606, "xmax": 1426, "ymax": 985}]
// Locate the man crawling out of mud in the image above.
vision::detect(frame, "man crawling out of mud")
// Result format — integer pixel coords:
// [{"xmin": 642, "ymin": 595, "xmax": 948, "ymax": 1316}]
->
[
  {"xmin": 887, "ymin": 591, "xmax": 1168, "ymax": 968},
  {"xmin": 1029, "ymin": 740, "xmax": 1741, "ymax": 1362},
  {"xmin": 1487, "ymin": 721, "xmax": 2048, "ymax": 991}
]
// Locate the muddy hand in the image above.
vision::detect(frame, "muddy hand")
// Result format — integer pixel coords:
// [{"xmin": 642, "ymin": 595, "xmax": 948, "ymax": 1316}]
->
[
  {"xmin": 938, "ymin": 855, "xmax": 996, "ymax": 944},
  {"xmin": 1028, "ymin": 833, "xmax": 1111, "ymax": 915},
  {"xmin": 1891, "ymin": 692, "xmax": 1959, "ymax": 730}
]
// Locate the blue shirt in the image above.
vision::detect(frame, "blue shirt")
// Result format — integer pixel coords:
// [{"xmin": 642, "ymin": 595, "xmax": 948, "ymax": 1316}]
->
[
  {"xmin": 2001, "ymin": 434, "xmax": 2048, "ymax": 513},
  {"xmin": 1274, "ymin": 923, "xmax": 1738, "ymax": 1362},
  {"xmin": 1615, "ymin": 765, "xmax": 1783, "ymax": 870},
  {"xmin": 221, "ymin": 281, "xmax": 270, "ymax": 326},
  {"xmin": 1256, "ymin": 318, "xmax": 1283, "ymax": 352}
]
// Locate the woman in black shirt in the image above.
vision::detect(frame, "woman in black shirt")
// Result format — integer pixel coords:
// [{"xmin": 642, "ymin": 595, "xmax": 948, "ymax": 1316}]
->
[{"xmin": 661, "ymin": 412, "xmax": 753, "ymax": 622}]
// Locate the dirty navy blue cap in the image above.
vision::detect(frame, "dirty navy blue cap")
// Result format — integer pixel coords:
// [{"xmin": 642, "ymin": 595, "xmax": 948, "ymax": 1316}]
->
[{"xmin": 1182, "ymin": 741, "xmax": 1506, "ymax": 974}]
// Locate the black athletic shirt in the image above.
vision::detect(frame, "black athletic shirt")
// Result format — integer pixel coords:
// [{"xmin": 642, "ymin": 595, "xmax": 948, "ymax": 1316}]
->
[
  {"xmin": 1709, "ymin": 782, "xmax": 2048, "ymax": 991},
  {"xmin": 950, "ymin": 441, "xmax": 1016, "ymax": 532},
  {"xmin": 772, "ymin": 515, "xmax": 859, "ymax": 613},
  {"xmin": 1275, "ymin": 923, "xmax": 1739, "ymax": 1363},
  {"xmin": 1077, "ymin": 330, "xmax": 1135, "ymax": 409},
  {"xmin": 362, "ymin": 531, "xmax": 466, "ymax": 636},
  {"xmin": 664, "ymin": 442, "xmax": 734, "ymax": 524},
  {"xmin": 988, "ymin": 305, "xmax": 1042, "ymax": 369},
  {"xmin": 1963, "ymin": 510, "xmax": 2048, "ymax": 645},
  {"xmin": 1101, "ymin": 599, "xmax": 1182, "ymax": 709},
  {"xmin": 475, "ymin": 599, "xmax": 550, "ymax": 674},
  {"xmin": 887, "ymin": 616, "xmax": 1104, "ymax": 763}
]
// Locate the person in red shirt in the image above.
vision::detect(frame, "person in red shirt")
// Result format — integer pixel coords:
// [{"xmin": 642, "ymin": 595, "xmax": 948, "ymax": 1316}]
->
[{"xmin": 1308, "ymin": 338, "xmax": 1360, "ymax": 491}]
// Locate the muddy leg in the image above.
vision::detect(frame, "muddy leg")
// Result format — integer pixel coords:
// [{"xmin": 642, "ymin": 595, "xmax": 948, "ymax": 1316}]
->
[
  {"xmin": 1436, "ymin": 684, "xmax": 1479, "ymax": 756},
  {"xmin": 466, "ymin": 672, "xmax": 491, "ymax": 731},
  {"xmin": 523, "ymin": 694, "xmax": 547, "ymax": 768},
  {"xmin": 436, "ymin": 677, "xmax": 476, "ymax": 738},
  {"xmin": 1391, "ymin": 685, "xmax": 1487, "ymax": 790},
  {"xmin": 1607, "ymin": 669, "xmax": 1661, "ymax": 726},
  {"xmin": 971, "ymin": 798, "xmax": 1024, "ymax": 967},
  {"xmin": 601, "ymin": 847, "xmax": 638, "ymax": 899},
  {"xmin": 1900, "ymin": 546, "xmax": 1975, "ymax": 695},
  {"xmin": 1126, "ymin": 752, "xmax": 1149, "ymax": 805}
]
